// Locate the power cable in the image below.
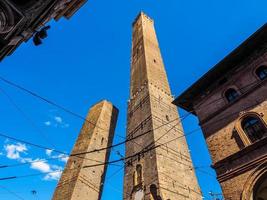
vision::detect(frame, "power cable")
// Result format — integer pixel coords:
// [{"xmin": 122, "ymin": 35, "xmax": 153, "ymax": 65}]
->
[
  {"xmin": 0, "ymin": 100, "xmax": 257, "ymax": 171},
  {"xmin": 0, "ymin": 76, "xmax": 192, "ymax": 142},
  {"xmin": 0, "ymin": 87, "xmax": 58, "ymax": 150},
  {"xmin": 0, "ymin": 99, "xmax": 257, "ymax": 171},
  {"xmin": 0, "ymin": 128, "xmax": 200, "ymax": 181},
  {"xmin": 0, "ymin": 75, "xmax": 198, "ymax": 162},
  {"xmin": 0, "ymin": 131, "xmax": 122, "ymax": 168},
  {"xmin": 0, "ymin": 76, "xmax": 110, "ymax": 133},
  {"xmin": 0, "ymin": 185, "xmax": 26, "ymax": 200},
  {"xmin": 0, "ymin": 115, "xmax": 180, "ymax": 170}
]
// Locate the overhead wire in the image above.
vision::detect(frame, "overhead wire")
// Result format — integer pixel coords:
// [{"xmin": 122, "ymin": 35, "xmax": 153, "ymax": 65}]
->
[
  {"xmin": 0, "ymin": 98, "xmax": 257, "ymax": 176},
  {"xmin": 0, "ymin": 185, "xmax": 26, "ymax": 200},
  {"xmin": 0, "ymin": 131, "xmax": 122, "ymax": 168},
  {"xmin": 0, "ymin": 114, "xmax": 186, "ymax": 170},
  {"xmin": 0, "ymin": 74, "xmax": 262, "ymax": 197},
  {"xmin": 0, "ymin": 74, "xmax": 189, "ymax": 158},
  {"xmin": 0, "ymin": 87, "xmax": 58, "ymax": 150},
  {"xmin": 0, "ymin": 126, "xmax": 203, "ymax": 181},
  {"xmin": 0, "ymin": 86, "xmax": 123, "ymax": 168},
  {"xmin": 0, "ymin": 94, "xmax": 259, "ymax": 181}
]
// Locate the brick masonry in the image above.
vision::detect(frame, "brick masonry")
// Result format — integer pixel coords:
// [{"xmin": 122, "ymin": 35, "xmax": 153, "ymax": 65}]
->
[
  {"xmin": 52, "ymin": 100, "xmax": 118, "ymax": 200},
  {"xmin": 177, "ymin": 43, "xmax": 267, "ymax": 199},
  {"xmin": 123, "ymin": 12, "xmax": 202, "ymax": 200}
]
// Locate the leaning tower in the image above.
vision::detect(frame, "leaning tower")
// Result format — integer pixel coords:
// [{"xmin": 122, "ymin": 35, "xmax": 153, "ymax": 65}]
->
[
  {"xmin": 52, "ymin": 100, "xmax": 118, "ymax": 200},
  {"xmin": 123, "ymin": 12, "xmax": 202, "ymax": 200}
]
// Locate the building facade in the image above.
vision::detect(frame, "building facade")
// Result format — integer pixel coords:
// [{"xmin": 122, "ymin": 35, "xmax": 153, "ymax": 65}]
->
[
  {"xmin": 173, "ymin": 24, "xmax": 267, "ymax": 200},
  {"xmin": 0, "ymin": 0, "xmax": 87, "ymax": 61},
  {"xmin": 52, "ymin": 100, "xmax": 118, "ymax": 200},
  {"xmin": 123, "ymin": 12, "xmax": 201, "ymax": 200}
]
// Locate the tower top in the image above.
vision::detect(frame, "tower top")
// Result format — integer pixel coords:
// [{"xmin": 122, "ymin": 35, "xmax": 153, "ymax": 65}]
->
[{"xmin": 132, "ymin": 11, "xmax": 154, "ymax": 26}]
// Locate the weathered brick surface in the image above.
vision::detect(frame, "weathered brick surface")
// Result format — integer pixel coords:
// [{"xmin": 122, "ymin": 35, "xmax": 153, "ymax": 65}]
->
[
  {"xmin": 123, "ymin": 12, "xmax": 202, "ymax": 200},
  {"xmin": 52, "ymin": 100, "xmax": 118, "ymax": 200},
  {"xmin": 187, "ymin": 46, "xmax": 267, "ymax": 199}
]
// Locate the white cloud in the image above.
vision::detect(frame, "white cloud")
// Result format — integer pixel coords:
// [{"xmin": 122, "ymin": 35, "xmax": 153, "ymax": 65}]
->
[
  {"xmin": 45, "ymin": 164, "xmax": 62, "ymax": 181},
  {"xmin": 44, "ymin": 170, "xmax": 62, "ymax": 181},
  {"xmin": 4, "ymin": 143, "xmax": 27, "ymax": 160},
  {"xmin": 30, "ymin": 160, "xmax": 51, "ymax": 173},
  {"xmin": 59, "ymin": 156, "xmax": 69, "ymax": 163},
  {"xmin": 45, "ymin": 150, "xmax": 69, "ymax": 163},
  {"xmin": 44, "ymin": 115, "xmax": 69, "ymax": 128},
  {"xmin": 44, "ymin": 121, "xmax": 51, "ymax": 126},
  {"xmin": 63, "ymin": 123, "xmax": 70, "ymax": 128},
  {"xmin": 54, "ymin": 116, "xmax": 63, "ymax": 124},
  {"xmin": 3, "ymin": 142, "xmax": 63, "ymax": 181},
  {"xmin": 30, "ymin": 160, "xmax": 63, "ymax": 181},
  {"xmin": 46, "ymin": 149, "xmax": 53, "ymax": 156},
  {"xmin": 57, "ymin": 154, "xmax": 69, "ymax": 163}
]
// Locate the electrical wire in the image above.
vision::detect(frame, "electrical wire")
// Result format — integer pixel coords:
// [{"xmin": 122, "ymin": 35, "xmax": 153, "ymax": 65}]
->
[
  {"xmin": 0, "ymin": 127, "xmax": 202, "ymax": 181},
  {"xmin": 0, "ymin": 87, "xmax": 58, "ymax": 150},
  {"xmin": 0, "ymin": 185, "xmax": 26, "ymax": 200}
]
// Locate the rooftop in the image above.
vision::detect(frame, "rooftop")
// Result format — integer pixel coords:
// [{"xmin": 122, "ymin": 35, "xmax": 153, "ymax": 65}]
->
[{"xmin": 132, "ymin": 11, "xmax": 154, "ymax": 26}]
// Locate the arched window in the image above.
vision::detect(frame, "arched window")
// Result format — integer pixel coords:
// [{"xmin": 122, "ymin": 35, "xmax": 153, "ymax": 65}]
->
[
  {"xmin": 256, "ymin": 66, "xmax": 267, "ymax": 80},
  {"xmin": 133, "ymin": 164, "xmax": 143, "ymax": 187},
  {"xmin": 150, "ymin": 184, "xmax": 162, "ymax": 200},
  {"xmin": 136, "ymin": 164, "xmax": 142, "ymax": 185},
  {"xmin": 241, "ymin": 116, "xmax": 267, "ymax": 143},
  {"xmin": 225, "ymin": 88, "xmax": 239, "ymax": 103},
  {"xmin": 253, "ymin": 173, "xmax": 267, "ymax": 200}
]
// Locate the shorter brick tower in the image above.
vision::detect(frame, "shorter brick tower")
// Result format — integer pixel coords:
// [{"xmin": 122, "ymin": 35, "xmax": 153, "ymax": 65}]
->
[{"xmin": 52, "ymin": 100, "xmax": 118, "ymax": 200}]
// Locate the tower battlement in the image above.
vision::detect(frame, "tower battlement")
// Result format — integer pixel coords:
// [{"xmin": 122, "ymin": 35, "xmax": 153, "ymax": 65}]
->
[{"xmin": 132, "ymin": 11, "xmax": 154, "ymax": 27}]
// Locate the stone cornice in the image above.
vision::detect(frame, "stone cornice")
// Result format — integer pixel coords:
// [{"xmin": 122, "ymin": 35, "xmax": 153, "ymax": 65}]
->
[
  {"xmin": 217, "ymin": 154, "xmax": 267, "ymax": 183},
  {"xmin": 213, "ymin": 137, "xmax": 267, "ymax": 182}
]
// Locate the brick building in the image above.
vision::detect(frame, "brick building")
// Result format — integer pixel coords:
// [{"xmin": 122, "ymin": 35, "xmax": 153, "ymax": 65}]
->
[
  {"xmin": 52, "ymin": 100, "xmax": 118, "ymax": 200},
  {"xmin": 123, "ymin": 12, "xmax": 201, "ymax": 200},
  {"xmin": 0, "ymin": 0, "xmax": 87, "ymax": 61},
  {"xmin": 173, "ymin": 24, "xmax": 267, "ymax": 200}
]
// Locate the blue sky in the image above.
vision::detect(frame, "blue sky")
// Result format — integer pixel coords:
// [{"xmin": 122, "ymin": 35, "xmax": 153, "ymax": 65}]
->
[{"xmin": 0, "ymin": 0, "xmax": 267, "ymax": 199}]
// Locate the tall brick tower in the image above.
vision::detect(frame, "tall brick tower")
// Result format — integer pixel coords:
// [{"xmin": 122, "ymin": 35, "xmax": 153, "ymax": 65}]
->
[
  {"xmin": 123, "ymin": 12, "xmax": 202, "ymax": 200},
  {"xmin": 52, "ymin": 100, "xmax": 118, "ymax": 200}
]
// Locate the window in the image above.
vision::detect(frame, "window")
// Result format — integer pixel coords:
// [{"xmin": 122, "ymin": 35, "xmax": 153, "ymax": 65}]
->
[
  {"xmin": 253, "ymin": 173, "xmax": 267, "ymax": 200},
  {"xmin": 166, "ymin": 115, "xmax": 170, "ymax": 121},
  {"xmin": 225, "ymin": 88, "xmax": 239, "ymax": 103},
  {"xmin": 136, "ymin": 165, "xmax": 142, "ymax": 185},
  {"xmin": 150, "ymin": 184, "xmax": 162, "ymax": 200},
  {"xmin": 133, "ymin": 164, "xmax": 143, "ymax": 187},
  {"xmin": 256, "ymin": 66, "xmax": 267, "ymax": 80},
  {"xmin": 70, "ymin": 160, "xmax": 76, "ymax": 169},
  {"xmin": 241, "ymin": 116, "xmax": 267, "ymax": 143}
]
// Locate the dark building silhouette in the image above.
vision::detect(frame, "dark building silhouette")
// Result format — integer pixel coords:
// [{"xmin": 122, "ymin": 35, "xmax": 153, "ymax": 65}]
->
[
  {"xmin": 173, "ymin": 24, "xmax": 267, "ymax": 200},
  {"xmin": 0, "ymin": 0, "xmax": 87, "ymax": 61}
]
